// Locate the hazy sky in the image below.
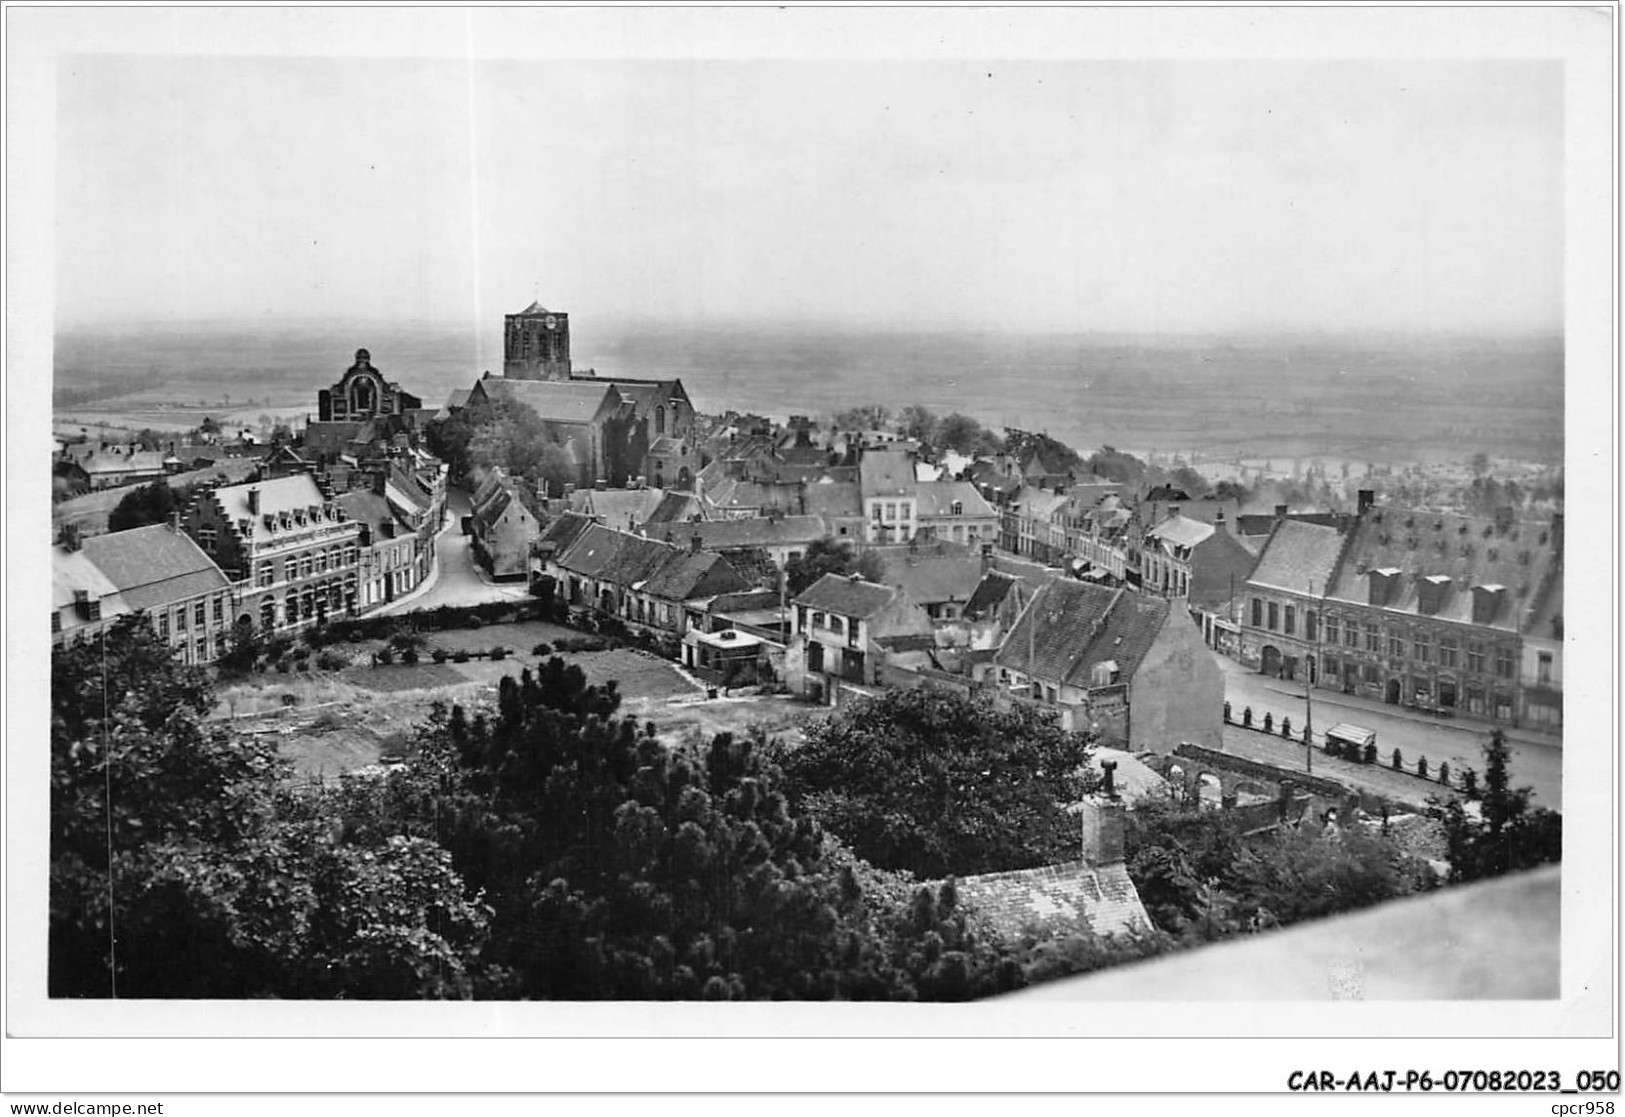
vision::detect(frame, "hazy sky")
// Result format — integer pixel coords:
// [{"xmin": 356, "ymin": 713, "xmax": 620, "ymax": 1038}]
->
[{"xmin": 55, "ymin": 54, "xmax": 1563, "ymax": 335}]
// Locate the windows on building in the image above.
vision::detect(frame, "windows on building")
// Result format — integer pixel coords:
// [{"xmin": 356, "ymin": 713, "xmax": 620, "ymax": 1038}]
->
[
  {"xmin": 951, "ymin": 500, "xmax": 964, "ymax": 516},
  {"xmin": 870, "ymin": 505, "xmax": 882, "ymax": 523},
  {"xmin": 1365, "ymin": 625, "xmax": 1381, "ymax": 653},
  {"xmin": 1251, "ymin": 598, "xmax": 1262, "ymax": 627},
  {"xmin": 1323, "ymin": 655, "xmax": 1339, "ymax": 679},
  {"xmin": 1324, "ymin": 616, "xmax": 1339, "ymax": 645},
  {"xmin": 1414, "ymin": 636, "xmax": 1430, "ymax": 663},
  {"xmin": 1306, "ymin": 610, "xmax": 1318, "ymax": 641},
  {"xmin": 51, "ymin": 611, "xmax": 61, "ymax": 634},
  {"xmin": 1284, "ymin": 606, "xmax": 1295, "ymax": 636},
  {"xmin": 195, "ymin": 601, "xmax": 207, "ymax": 628},
  {"xmin": 175, "ymin": 607, "xmax": 187, "ymax": 632},
  {"xmin": 198, "ymin": 526, "xmax": 217, "ymax": 551},
  {"xmin": 1363, "ymin": 663, "xmax": 1380, "ymax": 684},
  {"xmin": 258, "ymin": 561, "xmax": 275, "ymax": 588},
  {"xmin": 1267, "ymin": 602, "xmax": 1279, "ymax": 631},
  {"xmin": 885, "ymin": 503, "xmax": 897, "ymax": 520},
  {"xmin": 212, "ymin": 597, "xmax": 224, "ymax": 624},
  {"xmin": 1439, "ymin": 637, "xmax": 1458, "ymax": 667},
  {"xmin": 157, "ymin": 612, "xmax": 169, "ymax": 638},
  {"xmin": 1494, "ymin": 646, "xmax": 1515, "ymax": 679},
  {"xmin": 1467, "ymin": 642, "xmax": 1485, "ymax": 673},
  {"xmin": 1537, "ymin": 651, "xmax": 1553, "ymax": 685},
  {"xmin": 1388, "ymin": 635, "xmax": 1404, "ymax": 658}
]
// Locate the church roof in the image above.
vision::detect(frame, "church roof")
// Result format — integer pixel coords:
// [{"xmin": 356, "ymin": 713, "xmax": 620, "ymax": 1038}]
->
[
  {"xmin": 475, "ymin": 378, "xmax": 618, "ymax": 424},
  {"xmin": 516, "ymin": 300, "xmax": 550, "ymax": 316}
]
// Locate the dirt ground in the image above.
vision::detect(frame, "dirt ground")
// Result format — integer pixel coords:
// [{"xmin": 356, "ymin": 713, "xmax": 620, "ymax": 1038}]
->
[{"xmin": 216, "ymin": 621, "xmax": 827, "ymax": 780}]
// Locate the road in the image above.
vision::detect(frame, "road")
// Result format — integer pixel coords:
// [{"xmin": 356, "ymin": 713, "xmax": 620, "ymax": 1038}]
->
[
  {"xmin": 1214, "ymin": 652, "xmax": 1562, "ymax": 811},
  {"xmin": 377, "ymin": 489, "xmax": 534, "ymax": 615}
]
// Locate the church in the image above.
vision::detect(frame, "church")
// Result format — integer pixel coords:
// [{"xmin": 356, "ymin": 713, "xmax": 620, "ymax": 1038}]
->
[{"xmin": 463, "ymin": 301, "xmax": 703, "ymax": 491}]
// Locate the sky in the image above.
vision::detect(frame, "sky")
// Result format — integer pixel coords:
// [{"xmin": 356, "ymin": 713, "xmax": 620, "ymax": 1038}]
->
[{"xmin": 53, "ymin": 49, "xmax": 1564, "ymax": 337}]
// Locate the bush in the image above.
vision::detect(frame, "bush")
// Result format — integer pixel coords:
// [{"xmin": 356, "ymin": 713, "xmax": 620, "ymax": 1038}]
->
[
  {"xmin": 531, "ymin": 642, "xmax": 553, "ymax": 657},
  {"xmin": 280, "ymin": 692, "xmax": 300, "ymax": 707},
  {"xmin": 291, "ymin": 645, "xmax": 310, "ymax": 661},
  {"xmin": 296, "ymin": 660, "xmax": 311, "ymax": 672},
  {"xmin": 490, "ymin": 646, "xmax": 507, "ymax": 661},
  {"xmin": 274, "ymin": 660, "xmax": 291, "ymax": 674},
  {"xmin": 431, "ymin": 648, "xmax": 448, "ymax": 664},
  {"xmin": 316, "ymin": 651, "xmax": 348, "ymax": 671},
  {"xmin": 466, "ymin": 616, "xmax": 483, "ymax": 629},
  {"xmin": 402, "ymin": 647, "xmax": 420, "ymax": 665},
  {"xmin": 376, "ymin": 647, "xmax": 395, "ymax": 666},
  {"xmin": 1391, "ymin": 748, "xmax": 1403, "ymax": 771},
  {"xmin": 453, "ymin": 650, "xmax": 470, "ymax": 663},
  {"xmin": 1462, "ymin": 767, "xmax": 1480, "ymax": 799}
]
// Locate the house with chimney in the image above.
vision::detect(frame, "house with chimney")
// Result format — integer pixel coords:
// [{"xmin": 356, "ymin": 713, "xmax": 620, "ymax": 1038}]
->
[
  {"xmin": 469, "ymin": 467, "xmax": 543, "ymax": 580},
  {"xmin": 54, "ymin": 521, "xmax": 237, "ymax": 663},
  {"xmin": 786, "ymin": 573, "xmax": 933, "ymax": 695},
  {"xmin": 1139, "ymin": 509, "xmax": 1260, "ymax": 652},
  {"xmin": 335, "ymin": 488, "xmax": 421, "ymax": 610},
  {"xmin": 1244, "ymin": 490, "xmax": 1564, "ymax": 729},
  {"xmin": 183, "ymin": 473, "xmax": 365, "ymax": 632},
  {"xmin": 859, "ymin": 450, "xmax": 919, "ymax": 544},
  {"xmin": 542, "ymin": 522, "xmax": 749, "ymax": 637},
  {"xmin": 948, "ymin": 761, "xmax": 1150, "ymax": 941},
  {"xmin": 913, "ymin": 480, "xmax": 999, "ymax": 547},
  {"xmin": 989, "ymin": 578, "xmax": 1222, "ymax": 748}
]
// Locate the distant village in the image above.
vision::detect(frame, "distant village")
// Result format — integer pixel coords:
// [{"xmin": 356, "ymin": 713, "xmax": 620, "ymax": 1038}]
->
[{"xmin": 51, "ymin": 300, "xmax": 1564, "ymax": 750}]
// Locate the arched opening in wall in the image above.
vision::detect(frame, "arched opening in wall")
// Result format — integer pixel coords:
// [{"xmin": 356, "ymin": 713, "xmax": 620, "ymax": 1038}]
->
[
  {"xmin": 260, "ymin": 599, "xmax": 277, "ymax": 630},
  {"xmin": 1385, "ymin": 677, "xmax": 1401, "ymax": 705},
  {"xmin": 1196, "ymin": 772, "xmax": 1224, "ymax": 811},
  {"xmin": 655, "ymin": 405, "xmax": 666, "ymax": 436},
  {"xmin": 1438, "ymin": 680, "xmax": 1458, "ymax": 710},
  {"xmin": 350, "ymin": 377, "xmax": 376, "ymax": 416},
  {"xmin": 678, "ymin": 465, "xmax": 692, "ymax": 490},
  {"xmin": 599, "ymin": 588, "xmax": 615, "ymax": 615},
  {"xmin": 1261, "ymin": 645, "xmax": 1283, "ymax": 677}
]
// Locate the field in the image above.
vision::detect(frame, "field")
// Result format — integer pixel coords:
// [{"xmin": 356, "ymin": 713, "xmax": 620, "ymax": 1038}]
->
[{"xmin": 215, "ymin": 619, "xmax": 820, "ymax": 780}]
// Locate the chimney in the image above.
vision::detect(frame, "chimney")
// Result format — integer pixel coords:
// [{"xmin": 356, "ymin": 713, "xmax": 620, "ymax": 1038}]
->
[
  {"xmin": 59, "ymin": 522, "xmax": 82, "ymax": 552},
  {"xmin": 1274, "ymin": 503, "xmax": 1288, "ymax": 519},
  {"xmin": 595, "ymin": 478, "xmax": 607, "ymax": 491},
  {"xmin": 372, "ymin": 471, "xmax": 387, "ymax": 495},
  {"xmin": 1079, "ymin": 787, "xmax": 1126, "ymax": 867},
  {"xmin": 980, "ymin": 541, "xmax": 994, "ymax": 574},
  {"xmin": 690, "ymin": 532, "xmax": 702, "ymax": 555},
  {"xmin": 247, "ymin": 487, "xmax": 261, "ymax": 515},
  {"xmin": 1357, "ymin": 489, "xmax": 1375, "ymax": 516},
  {"xmin": 168, "ymin": 511, "xmax": 182, "ymax": 533}
]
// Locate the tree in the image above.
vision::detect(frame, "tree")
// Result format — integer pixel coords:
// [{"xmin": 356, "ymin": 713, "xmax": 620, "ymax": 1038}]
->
[
  {"xmin": 781, "ymin": 689, "xmax": 1094, "ymax": 879},
  {"xmin": 936, "ymin": 412, "xmax": 986, "ymax": 456},
  {"xmin": 1169, "ymin": 466, "xmax": 1210, "ymax": 498},
  {"xmin": 782, "ymin": 537, "xmax": 883, "ymax": 597},
  {"xmin": 1438, "ymin": 729, "xmax": 1562, "ymax": 883},
  {"xmin": 1084, "ymin": 445, "xmax": 1147, "ymax": 487},
  {"xmin": 199, "ymin": 415, "xmax": 222, "ymax": 436},
  {"xmin": 897, "ymin": 405, "xmax": 939, "ymax": 444},
  {"xmin": 108, "ymin": 480, "xmax": 196, "ymax": 533},
  {"xmin": 50, "ymin": 619, "xmax": 491, "ymax": 998}
]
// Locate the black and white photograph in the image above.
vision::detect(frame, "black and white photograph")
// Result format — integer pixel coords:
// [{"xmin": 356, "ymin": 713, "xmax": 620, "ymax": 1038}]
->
[{"xmin": 3, "ymin": 3, "xmax": 1617, "ymax": 1105}]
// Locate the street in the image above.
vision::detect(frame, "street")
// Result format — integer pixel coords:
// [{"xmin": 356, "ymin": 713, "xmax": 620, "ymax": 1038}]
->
[
  {"xmin": 1213, "ymin": 652, "xmax": 1562, "ymax": 812},
  {"xmin": 377, "ymin": 489, "xmax": 535, "ymax": 615}
]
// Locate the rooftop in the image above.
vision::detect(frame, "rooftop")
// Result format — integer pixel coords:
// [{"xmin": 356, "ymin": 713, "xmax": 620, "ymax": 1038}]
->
[
  {"xmin": 794, "ymin": 573, "xmax": 898, "ymax": 619},
  {"xmin": 994, "ymin": 579, "xmax": 1170, "ymax": 689},
  {"xmin": 80, "ymin": 523, "xmax": 231, "ymax": 611},
  {"xmin": 1247, "ymin": 519, "xmax": 1347, "ymax": 596},
  {"xmin": 953, "ymin": 859, "xmax": 1149, "ymax": 940}
]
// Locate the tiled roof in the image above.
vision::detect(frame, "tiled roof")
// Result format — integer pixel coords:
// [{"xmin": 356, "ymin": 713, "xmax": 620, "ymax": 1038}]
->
[
  {"xmin": 644, "ymin": 491, "xmax": 706, "ymax": 525},
  {"xmin": 571, "ymin": 487, "xmax": 669, "ymax": 530},
  {"xmin": 793, "ymin": 573, "xmax": 896, "ymax": 619},
  {"xmin": 859, "ymin": 450, "xmax": 916, "ymax": 497},
  {"xmin": 914, "ymin": 480, "xmax": 997, "ymax": 519},
  {"xmin": 963, "ymin": 570, "xmax": 1021, "ymax": 621},
  {"xmin": 676, "ymin": 515, "xmax": 826, "ymax": 551},
  {"xmin": 803, "ymin": 480, "xmax": 863, "ymax": 519},
  {"xmin": 1013, "ymin": 486, "xmax": 1069, "ymax": 521},
  {"xmin": 553, "ymin": 522, "xmax": 743, "ymax": 601},
  {"xmin": 1325, "ymin": 507, "xmax": 1561, "ymax": 633},
  {"xmin": 994, "ymin": 580, "xmax": 1169, "ymax": 689},
  {"xmin": 534, "ymin": 510, "xmax": 595, "ymax": 555},
  {"xmin": 53, "ymin": 546, "xmax": 127, "ymax": 612},
  {"xmin": 953, "ymin": 859, "xmax": 1149, "ymax": 939},
  {"xmin": 475, "ymin": 378, "xmax": 617, "ymax": 423},
  {"xmin": 869, "ymin": 548, "xmax": 983, "ymax": 605},
  {"xmin": 210, "ymin": 473, "xmax": 331, "ymax": 523},
  {"xmin": 81, "ymin": 524, "xmax": 231, "ymax": 611},
  {"xmin": 336, "ymin": 490, "xmax": 410, "ymax": 536},
  {"xmin": 1146, "ymin": 514, "xmax": 1216, "ymax": 550},
  {"xmin": 641, "ymin": 549, "xmax": 745, "ymax": 601},
  {"xmin": 1247, "ymin": 519, "xmax": 1347, "ymax": 596}
]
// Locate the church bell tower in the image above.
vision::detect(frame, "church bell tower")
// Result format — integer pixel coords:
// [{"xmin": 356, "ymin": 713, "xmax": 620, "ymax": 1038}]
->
[{"xmin": 504, "ymin": 301, "xmax": 572, "ymax": 380}]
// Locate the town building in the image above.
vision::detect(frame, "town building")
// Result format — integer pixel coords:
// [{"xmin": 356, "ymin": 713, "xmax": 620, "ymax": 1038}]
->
[
  {"xmin": 913, "ymin": 480, "xmax": 999, "ymax": 546},
  {"xmin": 859, "ymin": 450, "xmax": 918, "ymax": 544},
  {"xmin": 988, "ymin": 579, "xmax": 1222, "ymax": 747},
  {"xmin": 335, "ymin": 488, "xmax": 422, "ymax": 610},
  {"xmin": 542, "ymin": 522, "xmax": 749, "ymax": 636},
  {"xmin": 469, "ymin": 467, "xmax": 543, "ymax": 580},
  {"xmin": 183, "ymin": 473, "xmax": 364, "ymax": 632},
  {"xmin": 314, "ymin": 348, "xmax": 424, "ymax": 426},
  {"xmin": 466, "ymin": 376, "xmax": 620, "ymax": 488},
  {"xmin": 1241, "ymin": 492, "xmax": 1564, "ymax": 729},
  {"xmin": 786, "ymin": 573, "xmax": 932, "ymax": 694},
  {"xmin": 802, "ymin": 477, "xmax": 866, "ymax": 541},
  {"xmin": 662, "ymin": 514, "xmax": 827, "ymax": 581},
  {"xmin": 1138, "ymin": 510, "xmax": 1259, "ymax": 652},
  {"xmin": 54, "ymin": 521, "xmax": 237, "ymax": 664}
]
